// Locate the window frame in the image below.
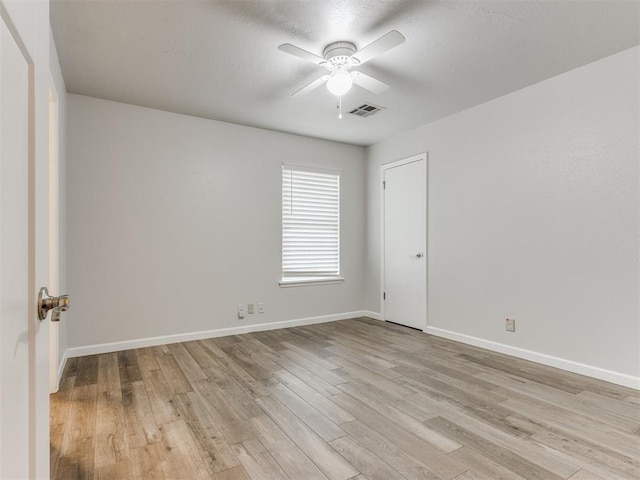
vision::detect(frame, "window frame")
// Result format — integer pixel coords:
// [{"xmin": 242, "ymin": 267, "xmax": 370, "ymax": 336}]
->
[{"xmin": 280, "ymin": 164, "xmax": 343, "ymax": 287}]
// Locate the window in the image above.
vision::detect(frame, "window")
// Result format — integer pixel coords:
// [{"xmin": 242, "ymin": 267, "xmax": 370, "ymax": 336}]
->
[{"xmin": 281, "ymin": 165, "xmax": 342, "ymax": 286}]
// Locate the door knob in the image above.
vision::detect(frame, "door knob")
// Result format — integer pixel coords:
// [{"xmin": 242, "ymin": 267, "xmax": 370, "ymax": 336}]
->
[
  {"xmin": 409, "ymin": 252, "xmax": 423, "ymax": 259},
  {"xmin": 38, "ymin": 287, "xmax": 69, "ymax": 322}
]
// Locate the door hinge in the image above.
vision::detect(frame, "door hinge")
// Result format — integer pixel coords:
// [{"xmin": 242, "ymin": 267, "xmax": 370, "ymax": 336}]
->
[
  {"xmin": 383, "ymin": 292, "xmax": 386, "ymax": 300},
  {"xmin": 383, "ymin": 181, "xmax": 386, "ymax": 189}
]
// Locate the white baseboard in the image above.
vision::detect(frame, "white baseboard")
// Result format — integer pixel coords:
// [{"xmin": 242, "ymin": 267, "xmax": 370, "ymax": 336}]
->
[
  {"xmin": 63, "ymin": 312, "xmax": 638, "ymax": 390},
  {"xmin": 361, "ymin": 311, "xmax": 383, "ymax": 321},
  {"xmin": 65, "ymin": 311, "xmax": 370, "ymax": 358},
  {"xmin": 56, "ymin": 349, "xmax": 69, "ymax": 387},
  {"xmin": 425, "ymin": 326, "xmax": 640, "ymax": 390},
  {"xmin": 49, "ymin": 349, "xmax": 69, "ymax": 394}
]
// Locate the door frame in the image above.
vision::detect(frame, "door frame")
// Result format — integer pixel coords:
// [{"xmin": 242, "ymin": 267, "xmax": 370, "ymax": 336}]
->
[
  {"xmin": 380, "ymin": 152, "xmax": 428, "ymax": 330},
  {"xmin": 48, "ymin": 79, "xmax": 60, "ymax": 393}
]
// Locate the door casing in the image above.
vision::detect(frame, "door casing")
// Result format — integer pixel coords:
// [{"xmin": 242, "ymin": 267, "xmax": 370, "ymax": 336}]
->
[{"xmin": 48, "ymin": 83, "xmax": 60, "ymax": 393}]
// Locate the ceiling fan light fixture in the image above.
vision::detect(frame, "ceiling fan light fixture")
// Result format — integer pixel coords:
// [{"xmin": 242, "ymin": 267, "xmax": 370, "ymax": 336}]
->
[
  {"xmin": 280, "ymin": 30, "xmax": 405, "ymax": 100},
  {"xmin": 326, "ymin": 69, "xmax": 353, "ymax": 96}
]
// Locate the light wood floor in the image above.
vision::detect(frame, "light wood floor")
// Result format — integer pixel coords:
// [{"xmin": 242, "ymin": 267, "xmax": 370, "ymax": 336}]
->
[{"xmin": 50, "ymin": 318, "xmax": 640, "ymax": 480}]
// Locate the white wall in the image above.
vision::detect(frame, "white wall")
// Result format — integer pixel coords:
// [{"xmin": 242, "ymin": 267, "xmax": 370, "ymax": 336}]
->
[
  {"xmin": 365, "ymin": 47, "xmax": 640, "ymax": 382},
  {"xmin": 67, "ymin": 95, "xmax": 365, "ymax": 351}
]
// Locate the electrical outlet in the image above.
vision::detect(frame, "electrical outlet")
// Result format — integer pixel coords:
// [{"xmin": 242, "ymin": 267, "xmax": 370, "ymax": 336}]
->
[
  {"xmin": 237, "ymin": 305, "xmax": 245, "ymax": 319},
  {"xmin": 257, "ymin": 303, "xmax": 264, "ymax": 314},
  {"xmin": 247, "ymin": 303, "xmax": 254, "ymax": 314},
  {"xmin": 506, "ymin": 318, "xmax": 515, "ymax": 332}
]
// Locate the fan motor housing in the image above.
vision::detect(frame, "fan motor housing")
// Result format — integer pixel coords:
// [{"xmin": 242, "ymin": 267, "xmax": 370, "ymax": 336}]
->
[{"xmin": 323, "ymin": 41, "xmax": 359, "ymax": 67}]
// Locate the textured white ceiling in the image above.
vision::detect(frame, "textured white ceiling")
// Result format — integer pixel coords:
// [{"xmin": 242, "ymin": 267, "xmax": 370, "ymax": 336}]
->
[{"xmin": 51, "ymin": 0, "xmax": 640, "ymax": 146}]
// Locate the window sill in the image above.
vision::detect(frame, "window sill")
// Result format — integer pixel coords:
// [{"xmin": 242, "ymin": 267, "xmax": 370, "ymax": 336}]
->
[{"xmin": 279, "ymin": 277, "xmax": 344, "ymax": 288}]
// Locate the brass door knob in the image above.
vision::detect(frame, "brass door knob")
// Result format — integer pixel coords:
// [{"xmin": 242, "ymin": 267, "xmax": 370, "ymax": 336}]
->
[{"xmin": 38, "ymin": 287, "xmax": 70, "ymax": 322}]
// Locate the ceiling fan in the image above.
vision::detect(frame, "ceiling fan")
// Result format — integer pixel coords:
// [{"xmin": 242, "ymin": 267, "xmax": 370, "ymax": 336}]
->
[{"xmin": 278, "ymin": 30, "xmax": 406, "ymax": 98}]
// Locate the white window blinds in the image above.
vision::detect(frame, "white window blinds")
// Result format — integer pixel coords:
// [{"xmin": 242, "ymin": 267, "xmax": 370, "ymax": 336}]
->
[{"xmin": 282, "ymin": 166, "xmax": 340, "ymax": 278}]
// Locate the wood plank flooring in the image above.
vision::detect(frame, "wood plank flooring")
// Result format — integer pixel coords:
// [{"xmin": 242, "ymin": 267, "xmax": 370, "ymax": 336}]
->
[{"xmin": 50, "ymin": 318, "xmax": 640, "ymax": 480}]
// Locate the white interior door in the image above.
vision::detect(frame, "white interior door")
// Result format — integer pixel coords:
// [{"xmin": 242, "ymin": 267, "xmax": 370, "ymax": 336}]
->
[
  {"xmin": 0, "ymin": 11, "xmax": 33, "ymax": 478},
  {"xmin": 382, "ymin": 154, "xmax": 427, "ymax": 330},
  {"xmin": 1, "ymin": 4, "xmax": 51, "ymax": 478}
]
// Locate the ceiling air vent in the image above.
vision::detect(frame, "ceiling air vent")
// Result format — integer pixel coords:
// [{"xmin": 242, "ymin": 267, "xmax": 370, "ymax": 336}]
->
[{"xmin": 348, "ymin": 103, "xmax": 385, "ymax": 118}]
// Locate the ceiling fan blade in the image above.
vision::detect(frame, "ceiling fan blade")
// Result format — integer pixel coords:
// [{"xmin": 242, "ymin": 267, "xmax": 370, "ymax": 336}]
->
[
  {"xmin": 292, "ymin": 75, "xmax": 330, "ymax": 96},
  {"xmin": 278, "ymin": 43, "xmax": 327, "ymax": 65},
  {"xmin": 352, "ymin": 72, "xmax": 390, "ymax": 94},
  {"xmin": 352, "ymin": 30, "xmax": 405, "ymax": 65}
]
